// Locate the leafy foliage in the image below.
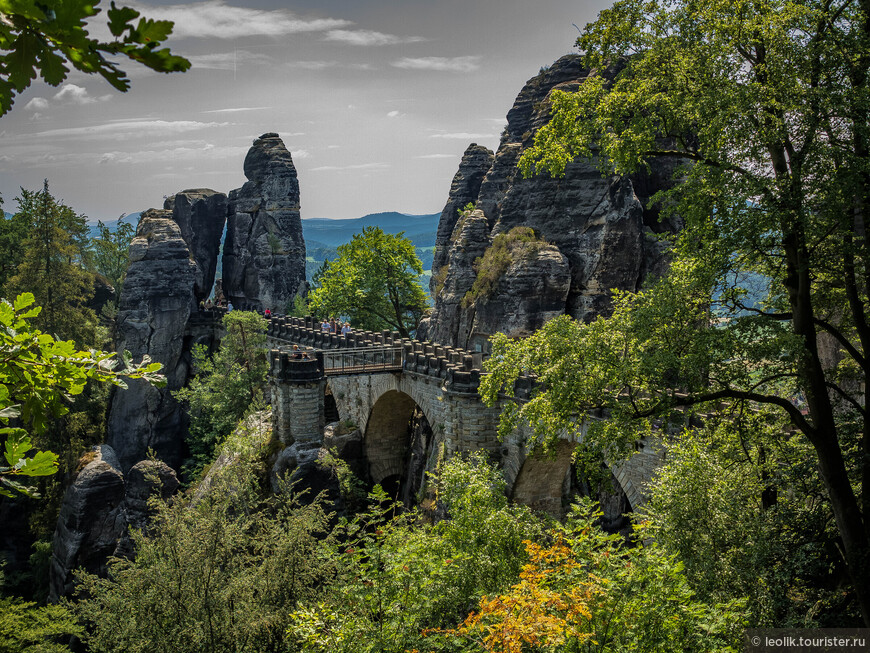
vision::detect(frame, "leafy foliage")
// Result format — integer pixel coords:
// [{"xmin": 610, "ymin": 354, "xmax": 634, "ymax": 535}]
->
[
  {"xmin": 436, "ymin": 500, "xmax": 744, "ymax": 653},
  {"xmin": 0, "ymin": 593, "xmax": 82, "ymax": 652},
  {"xmin": 88, "ymin": 216, "xmax": 135, "ymax": 305},
  {"xmin": 73, "ymin": 436, "xmax": 336, "ymax": 653},
  {"xmin": 287, "ymin": 454, "xmax": 544, "ymax": 653},
  {"xmin": 0, "ymin": 0, "xmax": 190, "ymax": 116},
  {"xmin": 174, "ymin": 310, "xmax": 269, "ymax": 480},
  {"xmin": 308, "ymin": 226, "xmax": 428, "ymax": 338},
  {"xmin": 0, "ymin": 292, "xmax": 163, "ymax": 498}
]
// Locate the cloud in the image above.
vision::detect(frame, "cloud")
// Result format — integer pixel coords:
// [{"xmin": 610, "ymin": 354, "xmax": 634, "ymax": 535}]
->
[
  {"xmin": 429, "ymin": 132, "xmax": 497, "ymax": 139},
  {"xmin": 309, "ymin": 162, "xmax": 390, "ymax": 172},
  {"xmin": 128, "ymin": 1, "xmax": 352, "ymax": 39},
  {"xmin": 201, "ymin": 106, "xmax": 272, "ymax": 114},
  {"xmin": 186, "ymin": 50, "xmax": 272, "ymax": 70},
  {"xmin": 292, "ymin": 150, "xmax": 311, "ymax": 159},
  {"xmin": 415, "ymin": 154, "xmax": 458, "ymax": 159},
  {"xmin": 52, "ymin": 83, "xmax": 112, "ymax": 105},
  {"xmin": 323, "ymin": 29, "xmax": 425, "ymax": 46},
  {"xmin": 392, "ymin": 56, "xmax": 481, "ymax": 73},
  {"xmin": 17, "ymin": 119, "xmax": 229, "ymax": 142},
  {"xmin": 24, "ymin": 97, "xmax": 49, "ymax": 111},
  {"xmin": 286, "ymin": 60, "xmax": 338, "ymax": 70},
  {"xmin": 386, "ymin": 110, "xmax": 403, "ymax": 119}
]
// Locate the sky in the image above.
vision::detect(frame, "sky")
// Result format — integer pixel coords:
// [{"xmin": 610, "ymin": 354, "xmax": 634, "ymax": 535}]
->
[{"xmin": 0, "ymin": 0, "xmax": 612, "ymax": 222}]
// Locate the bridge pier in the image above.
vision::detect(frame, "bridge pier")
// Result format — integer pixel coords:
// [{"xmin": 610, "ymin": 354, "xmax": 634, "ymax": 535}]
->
[{"xmin": 269, "ymin": 351, "xmax": 325, "ymax": 446}]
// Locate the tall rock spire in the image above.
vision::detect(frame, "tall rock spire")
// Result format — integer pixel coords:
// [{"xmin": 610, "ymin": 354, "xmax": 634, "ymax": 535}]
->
[{"xmin": 222, "ymin": 133, "xmax": 307, "ymax": 312}]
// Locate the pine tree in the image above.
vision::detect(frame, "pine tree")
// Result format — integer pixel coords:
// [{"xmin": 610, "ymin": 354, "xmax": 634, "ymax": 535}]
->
[{"xmin": 5, "ymin": 181, "xmax": 96, "ymax": 345}]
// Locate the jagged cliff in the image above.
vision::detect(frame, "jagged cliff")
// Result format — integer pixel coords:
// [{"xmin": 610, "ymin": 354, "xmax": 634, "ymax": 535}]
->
[
  {"xmin": 223, "ymin": 133, "xmax": 307, "ymax": 312},
  {"xmin": 107, "ymin": 189, "xmax": 227, "ymax": 473},
  {"xmin": 422, "ymin": 55, "xmax": 680, "ymax": 349}
]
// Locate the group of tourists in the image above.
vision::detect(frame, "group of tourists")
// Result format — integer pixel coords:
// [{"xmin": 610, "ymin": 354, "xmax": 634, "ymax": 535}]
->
[{"xmin": 321, "ymin": 317, "xmax": 351, "ymax": 335}]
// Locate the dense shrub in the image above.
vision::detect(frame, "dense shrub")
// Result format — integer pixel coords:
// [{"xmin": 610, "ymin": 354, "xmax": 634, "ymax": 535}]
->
[{"xmin": 463, "ymin": 227, "xmax": 548, "ymax": 307}]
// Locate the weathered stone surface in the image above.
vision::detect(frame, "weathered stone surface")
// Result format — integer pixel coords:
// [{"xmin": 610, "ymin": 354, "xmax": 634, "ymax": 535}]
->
[
  {"xmin": 427, "ymin": 54, "xmax": 678, "ymax": 347},
  {"xmin": 50, "ymin": 445, "xmax": 126, "ymax": 600},
  {"xmin": 107, "ymin": 209, "xmax": 198, "ymax": 472},
  {"xmin": 223, "ymin": 133, "xmax": 306, "ymax": 312},
  {"xmin": 464, "ymin": 243, "xmax": 570, "ymax": 352},
  {"xmin": 165, "ymin": 188, "xmax": 228, "ymax": 302},
  {"xmin": 430, "ymin": 144, "xmax": 494, "ymax": 286},
  {"xmin": 422, "ymin": 209, "xmax": 490, "ymax": 348},
  {"xmin": 123, "ymin": 459, "xmax": 179, "ymax": 531}
]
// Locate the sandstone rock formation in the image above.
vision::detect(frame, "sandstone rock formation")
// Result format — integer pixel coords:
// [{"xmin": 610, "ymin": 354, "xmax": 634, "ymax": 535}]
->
[
  {"xmin": 107, "ymin": 189, "xmax": 229, "ymax": 473},
  {"xmin": 425, "ymin": 55, "xmax": 681, "ymax": 349},
  {"xmin": 430, "ymin": 144, "xmax": 494, "ymax": 279},
  {"xmin": 223, "ymin": 133, "xmax": 306, "ymax": 312},
  {"xmin": 50, "ymin": 447, "xmax": 179, "ymax": 599},
  {"xmin": 107, "ymin": 209, "xmax": 198, "ymax": 472},
  {"xmin": 50, "ymin": 445, "xmax": 126, "ymax": 600},
  {"xmin": 164, "ymin": 189, "xmax": 228, "ymax": 302}
]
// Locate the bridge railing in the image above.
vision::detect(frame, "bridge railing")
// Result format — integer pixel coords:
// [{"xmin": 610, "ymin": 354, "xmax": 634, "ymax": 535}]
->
[{"xmin": 321, "ymin": 346, "xmax": 403, "ymax": 375}]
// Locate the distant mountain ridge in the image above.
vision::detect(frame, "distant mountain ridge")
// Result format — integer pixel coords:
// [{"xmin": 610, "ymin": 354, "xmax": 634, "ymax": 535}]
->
[{"xmin": 302, "ymin": 211, "xmax": 439, "ymax": 247}]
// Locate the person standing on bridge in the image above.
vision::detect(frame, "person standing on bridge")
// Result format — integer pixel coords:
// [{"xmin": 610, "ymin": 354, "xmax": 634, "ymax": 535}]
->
[
  {"xmin": 341, "ymin": 321, "xmax": 351, "ymax": 336},
  {"xmin": 321, "ymin": 319, "xmax": 330, "ymax": 333}
]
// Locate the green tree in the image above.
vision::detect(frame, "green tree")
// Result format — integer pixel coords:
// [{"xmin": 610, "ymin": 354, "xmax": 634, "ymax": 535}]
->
[
  {"xmin": 74, "ymin": 432, "xmax": 335, "ymax": 653},
  {"xmin": 308, "ymin": 226, "xmax": 428, "ymax": 338},
  {"xmin": 88, "ymin": 215, "xmax": 135, "ymax": 304},
  {"xmin": 0, "ymin": 0, "xmax": 190, "ymax": 116},
  {"xmin": 0, "ymin": 292, "xmax": 164, "ymax": 499},
  {"xmin": 5, "ymin": 180, "xmax": 96, "ymax": 344},
  {"xmin": 174, "ymin": 310, "xmax": 269, "ymax": 479},
  {"xmin": 485, "ymin": 0, "xmax": 870, "ymax": 625}
]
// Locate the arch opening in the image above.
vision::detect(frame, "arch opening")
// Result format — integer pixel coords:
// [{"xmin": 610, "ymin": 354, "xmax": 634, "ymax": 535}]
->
[{"xmin": 364, "ymin": 390, "xmax": 434, "ymax": 506}]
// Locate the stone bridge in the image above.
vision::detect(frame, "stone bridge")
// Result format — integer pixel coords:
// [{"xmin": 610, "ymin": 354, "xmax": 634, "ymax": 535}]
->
[{"xmin": 266, "ymin": 316, "xmax": 663, "ymax": 518}]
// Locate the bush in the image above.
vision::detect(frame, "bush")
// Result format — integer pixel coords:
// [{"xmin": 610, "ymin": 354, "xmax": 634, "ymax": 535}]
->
[
  {"xmin": 463, "ymin": 227, "xmax": 548, "ymax": 307},
  {"xmin": 73, "ymin": 444, "xmax": 336, "ymax": 653}
]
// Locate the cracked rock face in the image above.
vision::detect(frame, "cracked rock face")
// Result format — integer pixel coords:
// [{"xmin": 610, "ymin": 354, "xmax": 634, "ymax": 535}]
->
[
  {"xmin": 426, "ymin": 55, "xmax": 681, "ymax": 347},
  {"xmin": 222, "ymin": 133, "xmax": 307, "ymax": 312},
  {"xmin": 107, "ymin": 209, "xmax": 198, "ymax": 472},
  {"xmin": 164, "ymin": 189, "xmax": 228, "ymax": 302}
]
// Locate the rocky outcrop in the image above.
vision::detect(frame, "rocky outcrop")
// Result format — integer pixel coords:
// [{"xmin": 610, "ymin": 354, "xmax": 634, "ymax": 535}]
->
[
  {"xmin": 427, "ymin": 55, "xmax": 680, "ymax": 348},
  {"xmin": 223, "ymin": 133, "xmax": 307, "ymax": 312},
  {"xmin": 107, "ymin": 209, "xmax": 198, "ymax": 472},
  {"xmin": 50, "ymin": 446, "xmax": 126, "ymax": 600},
  {"xmin": 422, "ymin": 209, "xmax": 491, "ymax": 347},
  {"xmin": 464, "ymin": 241, "xmax": 570, "ymax": 353},
  {"xmin": 164, "ymin": 189, "xmax": 228, "ymax": 302},
  {"xmin": 430, "ymin": 144, "xmax": 494, "ymax": 283},
  {"xmin": 50, "ymin": 447, "xmax": 179, "ymax": 599}
]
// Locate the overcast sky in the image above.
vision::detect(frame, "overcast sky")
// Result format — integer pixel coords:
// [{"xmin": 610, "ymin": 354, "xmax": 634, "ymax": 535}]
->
[{"xmin": 0, "ymin": 0, "xmax": 611, "ymax": 222}]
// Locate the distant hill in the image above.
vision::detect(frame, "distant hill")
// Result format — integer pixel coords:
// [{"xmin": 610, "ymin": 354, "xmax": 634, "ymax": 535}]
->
[{"xmin": 301, "ymin": 212, "xmax": 439, "ymax": 247}]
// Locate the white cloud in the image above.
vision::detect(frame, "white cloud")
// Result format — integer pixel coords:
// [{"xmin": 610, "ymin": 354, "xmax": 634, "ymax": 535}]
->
[
  {"xmin": 415, "ymin": 154, "xmax": 458, "ymax": 159},
  {"xmin": 53, "ymin": 83, "xmax": 111, "ymax": 105},
  {"xmin": 323, "ymin": 29, "xmax": 425, "ymax": 46},
  {"xmin": 310, "ymin": 162, "xmax": 390, "ymax": 172},
  {"xmin": 429, "ymin": 132, "xmax": 497, "ymax": 139},
  {"xmin": 128, "ymin": 1, "xmax": 352, "ymax": 39},
  {"xmin": 17, "ymin": 119, "xmax": 229, "ymax": 142},
  {"xmin": 292, "ymin": 150, "xmax": 311, "ymax": 159},
  {"xmin": 201, "ymin": 106, "xmax": 272, "ymax": 114},
  {"xmin": 386, "ymin": 110, "xmax": 403, "ymax": 119},
  {"xmin": 24, "ymin": 97, "xmax": 49, "ymax": 111},
  {"xmin": 186, "ymin": 50, "xmax": 272, "ymax": 70},
  {"xmin": 392, "ymin": 56, "xmax": 481, "ymax": 73},
  {"xmin": 286, "ymin": 61, "xmax": 338, "ymax": 70}
]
